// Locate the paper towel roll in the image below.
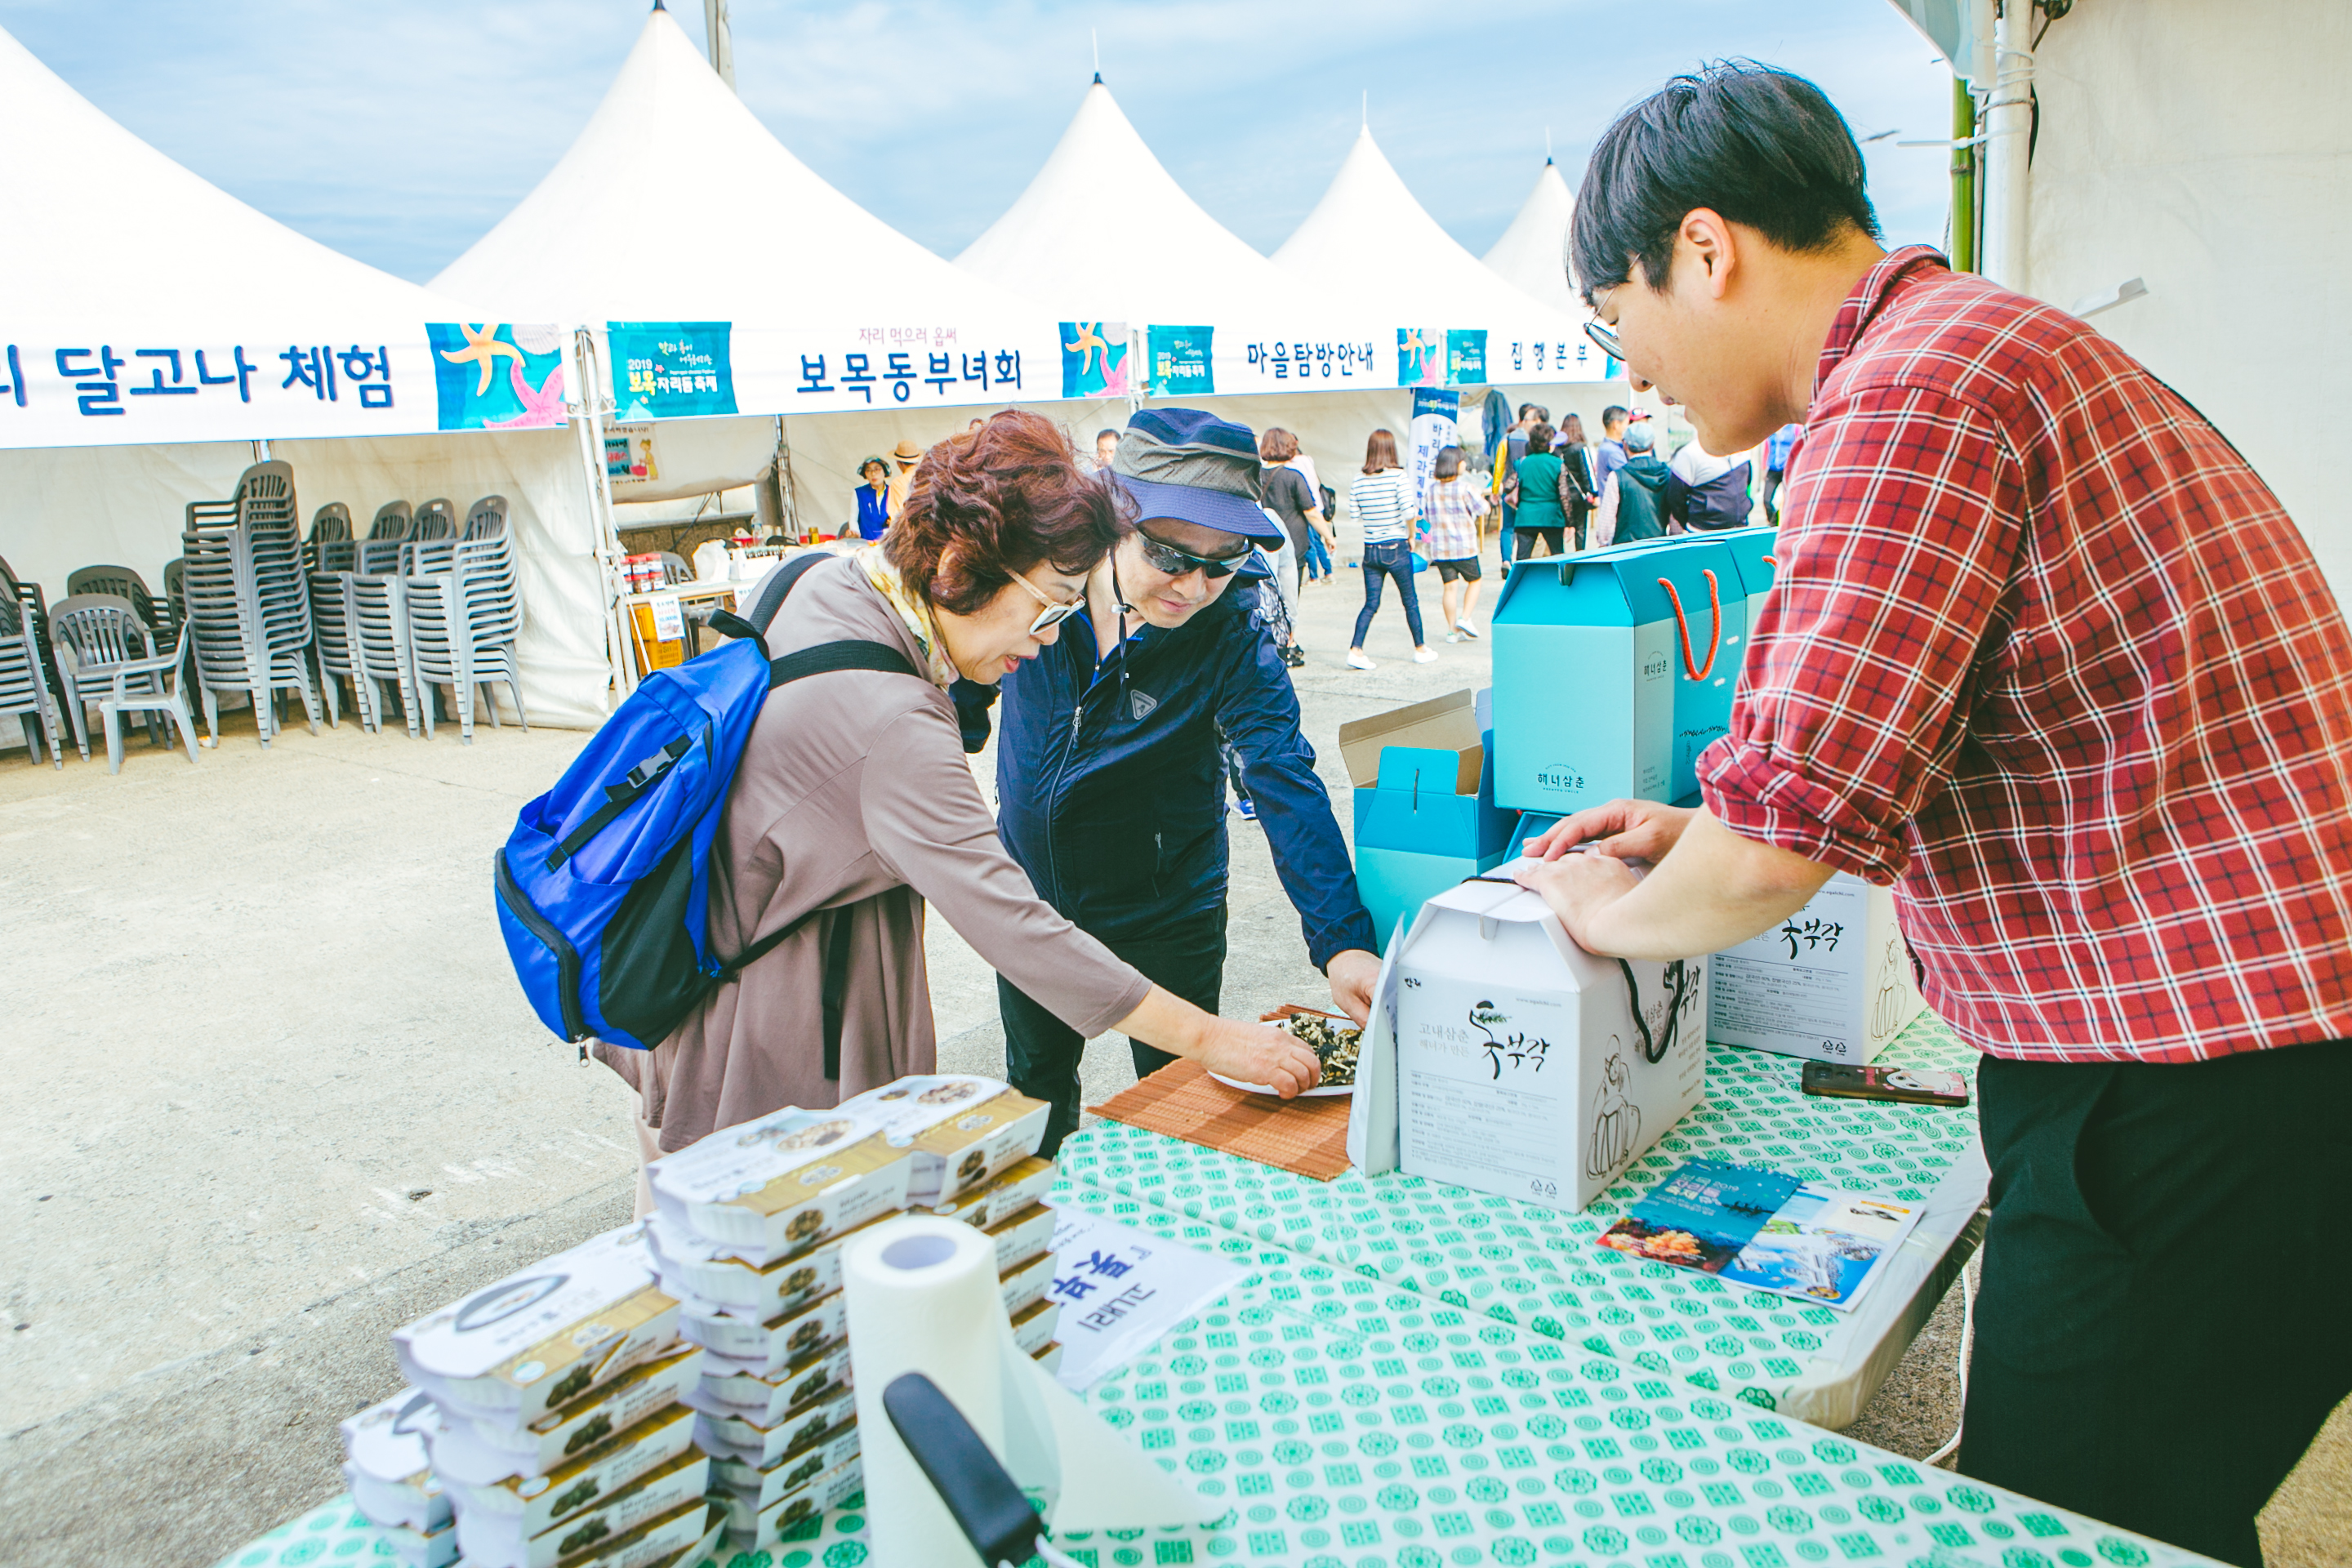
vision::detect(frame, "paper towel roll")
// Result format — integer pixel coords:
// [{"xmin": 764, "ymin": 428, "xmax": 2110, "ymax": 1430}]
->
[{"xmin": 844, "ymin": 1215, "xmax": 1009, "ymax": 1568}]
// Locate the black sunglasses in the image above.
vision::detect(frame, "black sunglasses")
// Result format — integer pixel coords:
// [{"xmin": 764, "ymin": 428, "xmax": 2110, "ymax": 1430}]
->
[
  {"xmin": 1135, "ymin": 527, "xmax": 1254, "ymax": 580},
  {"xmin": 1584, "ymin": 318, "xmax": 1622, "ymax": 362}
]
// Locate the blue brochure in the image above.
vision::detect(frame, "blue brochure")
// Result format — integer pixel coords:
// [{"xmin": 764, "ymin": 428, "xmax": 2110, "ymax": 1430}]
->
[{"xmin": 1597, "ymin": 1160, "xmax": 1801, "ymax": 1274}]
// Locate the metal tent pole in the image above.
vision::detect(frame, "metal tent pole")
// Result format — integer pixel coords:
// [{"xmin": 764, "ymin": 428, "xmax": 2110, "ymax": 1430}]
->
[{"xmin": 569, "ymin": 327, "xmax": 639, "ymax": 699}]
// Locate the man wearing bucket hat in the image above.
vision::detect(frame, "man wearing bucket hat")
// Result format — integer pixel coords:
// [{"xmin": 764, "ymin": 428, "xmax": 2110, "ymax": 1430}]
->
[
  {"xmin": 884, "ymin": 437, "xmax": 924, "ymax": 521},
  {"xmin": 962, "ymin": 408, "xmax": 1383, "ymax": 1154}
]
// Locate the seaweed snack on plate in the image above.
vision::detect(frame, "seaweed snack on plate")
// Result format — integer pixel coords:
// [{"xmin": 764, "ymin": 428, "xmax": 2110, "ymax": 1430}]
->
[
  {"xmin": 394, "ymin": 1223, "xmax": 682, "ymax": 1431},
  {"xmin": 1263, "ymin": 1003, "xmax": 1364, "ymax": 1088},
  {"xmin": 452, "ymin": 1446, "xmax": 710, "ymax": 1568},
  {"xmin": 341, "ymin": 1388, "xmax": 459, "ymax": 1568},
  {"xmin": 835, "ymin": 1074, "xmax": 1052, "ymax": 1205},
  {"xmin": 648, "ymin": 1104, "xmax": 912, "ymax": 1266},
  {"xmin": 428, "ymin": 1344, "xmax": 704, "ymax": 1486}
]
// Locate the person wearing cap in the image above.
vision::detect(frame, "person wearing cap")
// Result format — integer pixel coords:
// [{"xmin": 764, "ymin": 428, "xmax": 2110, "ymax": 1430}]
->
[
  {"xmin": 884, "ymin": 438, "xmax": 924, "ymax": 521},
  {"xmin": 1591, "ymin": 421, "xmax": 1671, "ymax": 546},
  {"xmin": 961, "ymin": 408, "xmax": 1384, "ymax": 1155}
]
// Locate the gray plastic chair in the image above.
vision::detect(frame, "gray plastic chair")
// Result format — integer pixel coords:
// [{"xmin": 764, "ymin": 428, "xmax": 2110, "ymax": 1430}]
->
[
  {"xmin": 357, "ymin": 501, "xmax": 413, "ymax": 575},
  {"xmin": 65, "ymin": 565, "xmax": 158, "ymax": 626},
  {"xmin": 180, "ymin": 462, "xmax": 322, "ymax": 747},
  {"xmin": 345, "ymin": 574, "xmax": 420, "ymax": 738},
  {"xmin": 309, "ymin": 504, "xmax": 357, "ymax": 574},
  {"xmin": 411, "ymin": 499, "xmax": 457, "ymax": 541},
  {"xmin": 50, "ymin": 595, "xmax": 196, "ymax": 771},
  {"xmin": 0, "ymin": 596, "xmax": 64, "ymax": 768}
]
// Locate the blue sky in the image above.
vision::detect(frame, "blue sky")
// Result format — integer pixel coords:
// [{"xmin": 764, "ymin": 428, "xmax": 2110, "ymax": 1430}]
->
[{"xmin": 0, "ymin": 1, "xmax": 1957, "ymax": 285}]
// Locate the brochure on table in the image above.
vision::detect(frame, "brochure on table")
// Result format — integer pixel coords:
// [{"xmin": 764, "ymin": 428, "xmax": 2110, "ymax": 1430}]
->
[{"xmin": 1599, "ymin": 1157, "xmax": 1926, "ymax": 1312}]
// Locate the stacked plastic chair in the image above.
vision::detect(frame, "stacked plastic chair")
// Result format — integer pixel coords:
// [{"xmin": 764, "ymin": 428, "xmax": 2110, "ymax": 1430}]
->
[
  {"xmin": 345, "ymin": 573, "xmax": 420, "ymax": 738},
  {"xmin": 180, "ymin": 461, "xmax": 323, "ymax": 747},
  {"xmin": 308, "ymin": 504, "xmax": 357, "ymax": 574},
  {"xmin": 307, "ymin": 568, "xmax": 372, "ymax": 732},
  {"xmin": 47, "ymin": 594, "xmax": 198, "ymax": 771},
  {"xmin": 411, "ymin": 498, "xmax": 457, "ymax": 541},
  {"xmin": 0, "ymin": 593, "xmax": 64, "ymax": 768},
  {"xmin": 399, "ymin": 495, "xmax": 525, "ymax": 742},
  {"xmin": 356, "ymin": 501, "xmax": 413, "ymax": 575}
]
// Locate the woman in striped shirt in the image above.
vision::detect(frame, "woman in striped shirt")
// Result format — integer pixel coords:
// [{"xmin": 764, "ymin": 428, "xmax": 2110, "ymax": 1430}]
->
[
  {"xmin": 1421, "ymin": 444, "xmax": 1490, "ymax": 641},
  {"xmin": 1346, "ymin": 429, "xmax": 1438, "ymax": 669}
]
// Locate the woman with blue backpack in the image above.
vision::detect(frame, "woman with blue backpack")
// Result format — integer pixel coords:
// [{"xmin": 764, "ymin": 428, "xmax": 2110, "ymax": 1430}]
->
[{"xmin": 501, "ymin": 412, "xmax": 1319, "ymax": 1185}]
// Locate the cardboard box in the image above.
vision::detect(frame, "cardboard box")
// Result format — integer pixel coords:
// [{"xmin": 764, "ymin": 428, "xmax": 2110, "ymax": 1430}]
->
[
  {"xmin": 341, "ymin": 1387, "xmax": 451, "ymax": 1535},
  {"xmin": 709, "ymin": 1422, "xmax": 862, "ymax": 1514},
  {"xmin": 648, "ymin": 1105, "xmax": 913, "ymax": 1265},
  {"xmin": 733, "ymin": 1457, "xmax": 864, "ymax": 1552},
  {"xmin": 1000, "ymin": 1249, "xmax": 1054, "ymax": 1318},
  {"xmin": 1009, "ymin": 1297, "xmax": 1061, "ymax": 1358},
  {"xmin": 453, "ymin": 1448, "xmax": 710, "ymax": 1568},
  {"xmin": 1342, "ymin": 690, "xmax": 1519, "ymax": 952},
  {"xmin": 444, "ymin": 1403, "xmax": 698, "ymax": 1542},
  {"xmin": 395, "ymin": 1224, "xmax": 681, "ymax": 1430},
  {"xmin": 430, "ymin": 1345, "xmax": 704, "ymax": 1486},
  {"xmin": 1490, "ymin": 537, "xmax": 1748, "ymax": 813},
  {"xmin": 626, "ymin": 599, "xmax": 686, "ymax": 674},
  {"xmin": 1709, "ymin": 871, "xmax": 1923, "ymax": 1064},
  {"xmin": 982, "ymin": 1201, "xmax": 1057, "ymax": 1274},
  {"xmin": 1387, "ymin": 880, "xmax": 1707, "ymax": 1210},
  {"xmin": 693, "ymin": 1383, "xmax": 858, "ymax": 1467},
  {"xmin": 835, "ymin": 1076, "xmax": 1051, "ymax": 1205},
  {"xmin": 682, "ymin": 1292, "xmax": 845, "ymax": 1378},
  {"xmin": 927, "ymin": 1154, "xmax": 1057, "ymax": 1229},
  {"xmin": 693, "ymin": 1340, "xmax": 854, "ymax": 1432}
]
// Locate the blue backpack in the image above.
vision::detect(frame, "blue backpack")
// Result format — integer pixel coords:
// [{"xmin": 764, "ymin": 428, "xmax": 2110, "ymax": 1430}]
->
[{"xmin": 493, "ymin": 553, "xmax": 918, "ymax": 1054}]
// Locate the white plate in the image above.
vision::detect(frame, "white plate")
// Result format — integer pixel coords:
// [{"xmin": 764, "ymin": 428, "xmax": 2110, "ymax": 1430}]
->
[{"xmin": 1208, "ymin": 1071, "xmax": 1354, "ymax": 1098}]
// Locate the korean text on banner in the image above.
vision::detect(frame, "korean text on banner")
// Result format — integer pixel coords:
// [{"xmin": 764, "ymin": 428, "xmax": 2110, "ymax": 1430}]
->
[
  {"xmin": 0, "ymin": 332, "xmax": 434, "ymax": 447},
  {"xmin": 1408, "ymin": 387, "xmax": 1459, "ymax": 515},
  {"xmin": 609, "ymin": 322, "xmax": 738, "ymax": 421},
  {"xmin": 1147, "ymin": 325, "xmax": 1214, "ymax": 397}
]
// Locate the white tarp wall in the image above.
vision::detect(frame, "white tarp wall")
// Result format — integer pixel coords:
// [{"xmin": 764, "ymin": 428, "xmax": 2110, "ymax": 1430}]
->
[
  {"xmin": 0, "ymin": 430, "xmax": 611, "ymax": 730},
  {"xmin": 2025, "ymin": 0, "xmax": 2350, "ymax": 596}
]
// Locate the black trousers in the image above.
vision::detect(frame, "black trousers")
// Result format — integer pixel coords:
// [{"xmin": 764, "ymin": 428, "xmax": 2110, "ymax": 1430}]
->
[
  {"xmin": 1960, "ymin": 1040, "xmax": 2352, "ymax": 1566},
  {"xmin": 1514, "ymin": 525, "xmax": 1566, "ymax": 558},
  {"xmin": 996, "ymin": 905, "xmax": 1227, "ymax": 1157}
]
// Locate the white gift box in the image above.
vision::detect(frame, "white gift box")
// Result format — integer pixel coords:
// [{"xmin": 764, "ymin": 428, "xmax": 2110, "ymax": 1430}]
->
[
  {"xmin": 1358, "ymin": 880, "xmax": 1707, "ymax": 1211},
  {"xmin": 1708, "ymin": 872, "xmax": 1924, "ymax": 1064}
]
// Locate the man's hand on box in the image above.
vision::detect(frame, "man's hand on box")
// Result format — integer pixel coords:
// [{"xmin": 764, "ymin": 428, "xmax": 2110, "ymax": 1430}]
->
[
  {"xmin": 1526, "ymin": 799, "xmax": 1695, "ymax": 863},
  {"xmin": 1324, "ymin": 949, "xmax": 1380, "ymax": 1027},
  {"xmin": 1514, "ymin": 849, "xmax": 1643, "ymax": 949}
]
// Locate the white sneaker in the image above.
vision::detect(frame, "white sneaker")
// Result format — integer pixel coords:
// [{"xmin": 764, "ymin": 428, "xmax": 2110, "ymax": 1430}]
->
[
  {"xmin": 1347, "ymin": 650, "xmax": 1376, "ymax": 670},
  {"xmin": 1413, "ymin": 647, "xmax": 1440, "ymax": 664},
  {"xmin": 1444, "ymin": 631, "xmax": 1463, "ymax": 644},
  {"xmin": 1455, "ymin": 620, "xmax": 1481, "ymax": 639}
]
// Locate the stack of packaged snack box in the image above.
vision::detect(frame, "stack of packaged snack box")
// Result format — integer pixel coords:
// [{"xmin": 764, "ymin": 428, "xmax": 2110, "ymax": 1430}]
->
[
  {"xmin": 644, "ymin": 1074, "xmax": 1060, "ymax": 1554},
  {"xmin": 389, "ymin": 1224, "xmax": 725, "ymax": 1568},
  {"xmin": 339, "ymin": 1388, "xmax": 457, "ymax": 1568}
]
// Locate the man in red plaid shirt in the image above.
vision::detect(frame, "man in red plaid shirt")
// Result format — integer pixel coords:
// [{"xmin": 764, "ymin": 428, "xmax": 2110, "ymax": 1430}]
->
[{"xmin": 1517, "ymin": 63, "xmax": 2352, "ymax": 1566}]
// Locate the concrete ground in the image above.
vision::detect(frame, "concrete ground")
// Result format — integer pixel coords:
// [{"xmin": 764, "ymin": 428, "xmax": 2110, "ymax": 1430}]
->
[{"xmin": 2, "ymin": 526, "xmax": 2339, "ymax": 1566}]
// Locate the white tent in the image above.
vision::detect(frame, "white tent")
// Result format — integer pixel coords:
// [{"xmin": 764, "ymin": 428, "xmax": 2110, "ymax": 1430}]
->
[
  {"xmin": 2019, "ymin": 0, "xmax": 2349, "ymax": 599},
  {"xmin": 955, "ymin": 78, "xmax": 1395, "ymax": 399},
  {"xmin": 431, "ymin": 7, "xmax": 1064, "ymax": 506},
  {"xmin": 1276, "ymin": 127, "xmax": 1609, "ymax": 388},
  {"xmin": 0, "ymin": 22, "xmax": 611, "ymax": 729},
  {"xmin": 1482, "ymin": 160, "xmax": 1580, "ymax": 316}
]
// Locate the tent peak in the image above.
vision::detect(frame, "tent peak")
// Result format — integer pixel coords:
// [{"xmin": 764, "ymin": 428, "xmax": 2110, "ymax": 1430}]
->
[{"xmin": 1093, "ymin": 70, "xmax": 1102, "ymax": 83}]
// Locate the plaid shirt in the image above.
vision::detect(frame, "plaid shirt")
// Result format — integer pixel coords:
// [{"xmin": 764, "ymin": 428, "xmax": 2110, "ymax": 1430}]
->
[
  {"xmin": 1423, "ymin": 472, "xmax": 1490, "ymax": 561},
  {"xmin": 1700, "ymin": 247, "xmax": 2352, "ymax": 1064}
]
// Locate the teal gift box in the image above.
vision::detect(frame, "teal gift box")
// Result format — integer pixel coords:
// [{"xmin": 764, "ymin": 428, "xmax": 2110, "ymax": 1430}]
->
[
  {"xmin": 1340, "ymin": 690, "xmax": 1519, "ymax": 952},
  {"xmin": 1490, "ymin": 536, "xmax": 1746, "ymax": 814}
]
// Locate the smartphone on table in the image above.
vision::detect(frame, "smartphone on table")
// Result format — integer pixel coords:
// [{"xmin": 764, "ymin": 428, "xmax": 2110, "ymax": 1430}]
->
[{"xmin": 1800, "ymin": 1061, "xmax": 1970, "ymax": 1107}]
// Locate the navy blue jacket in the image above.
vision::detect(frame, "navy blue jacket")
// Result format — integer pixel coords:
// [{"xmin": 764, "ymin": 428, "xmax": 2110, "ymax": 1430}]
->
[{"xmin": 957, "ymin": 558, "xmax": 1377, "ymax": 969}]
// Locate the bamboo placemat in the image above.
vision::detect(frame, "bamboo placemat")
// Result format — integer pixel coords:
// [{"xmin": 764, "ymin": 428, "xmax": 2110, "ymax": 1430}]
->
[{"xmin": 1088, "ymin": 1058, "xmax": 1352, "ymax": 1181}]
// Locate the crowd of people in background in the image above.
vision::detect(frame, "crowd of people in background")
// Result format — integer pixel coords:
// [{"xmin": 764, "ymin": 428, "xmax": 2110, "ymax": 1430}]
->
[{"xmin": 829, "ymin": 402, "xmax": 1803, "ymax": 677}]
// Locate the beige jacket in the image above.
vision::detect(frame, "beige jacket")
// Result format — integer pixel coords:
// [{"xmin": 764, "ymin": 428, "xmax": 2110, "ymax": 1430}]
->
[{"xmin": 596, "ymin": 554, "xmax": 1152, "ymax": 1151}]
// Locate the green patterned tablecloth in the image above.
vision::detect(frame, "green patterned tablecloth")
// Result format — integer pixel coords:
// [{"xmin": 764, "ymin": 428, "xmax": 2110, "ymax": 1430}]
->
[
  {"xmin": 1055, "ymin": 1019, "xmax": 1986, "ymax": 1423},
  {"xmin": 220, "ymin": 1167, "xmax": 2213, "ymax": 1568}
]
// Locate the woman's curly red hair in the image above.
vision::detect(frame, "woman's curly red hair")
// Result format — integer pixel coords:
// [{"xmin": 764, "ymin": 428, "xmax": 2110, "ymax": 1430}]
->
[{"xmin": 882, "ymin": 411, "xmax": 1129, "ymax": 614}]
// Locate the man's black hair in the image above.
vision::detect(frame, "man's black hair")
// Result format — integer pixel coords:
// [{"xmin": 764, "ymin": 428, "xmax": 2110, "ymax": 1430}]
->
[
  {"xmin": 1601, "ymin": 404, "xmax": 1628, "ymax": 428},
  {"xmin": 1569, "ymin": 60, "xmax": 1879, "ymax": 302}
]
